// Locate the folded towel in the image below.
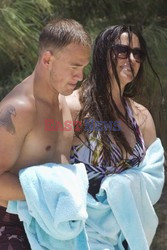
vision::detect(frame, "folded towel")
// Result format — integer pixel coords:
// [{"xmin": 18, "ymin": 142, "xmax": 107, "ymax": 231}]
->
[
  {"xmin": 7, "ymin": 163, "xmax": 89, "ymax": 250},
  {"xmin": 86, "ymin": 138, "xmax": 165, "ymax": 250},
  {"xmin": 7, "ymin": 139, "xmax": 165, "ymax": 250}
]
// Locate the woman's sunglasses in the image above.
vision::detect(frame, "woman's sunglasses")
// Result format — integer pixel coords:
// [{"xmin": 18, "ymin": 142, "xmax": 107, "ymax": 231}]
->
[{"xmin": 112, "ymin": 44, "xmax": 146, "ymax": 63}]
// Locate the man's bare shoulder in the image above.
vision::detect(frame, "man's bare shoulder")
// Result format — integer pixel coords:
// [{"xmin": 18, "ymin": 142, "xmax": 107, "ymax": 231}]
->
[
  {"xmin": 65, "ymin": 89, "xmax": 81, "ymax": 120},
  {"xmin": 0, "ymin": 87, "xmax": 36, "ymax": 134},
  {"xmin": 0, "ymin": 87, "xmax": 36, "ymax": 172},
  {"xmin": 129, "ymin": 99, "xmax": 156, "ymax": 148}
]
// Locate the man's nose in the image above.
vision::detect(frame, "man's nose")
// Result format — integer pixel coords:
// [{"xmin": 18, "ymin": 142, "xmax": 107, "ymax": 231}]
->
[{"xmin": 74, "ymin": 70, "xmax": 84, "ymax": 81}]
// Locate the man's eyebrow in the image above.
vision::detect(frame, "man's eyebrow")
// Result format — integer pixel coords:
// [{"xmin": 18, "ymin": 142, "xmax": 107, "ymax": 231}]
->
[{"xmin": 71, "ymin": 63, "xmax": 83, "ymax": 67}]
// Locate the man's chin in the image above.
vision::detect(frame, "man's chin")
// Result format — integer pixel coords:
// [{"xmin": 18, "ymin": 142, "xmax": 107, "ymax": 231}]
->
[{"xmin": 61, "ymin": 89, "xmax": 75, "ymax": 96}]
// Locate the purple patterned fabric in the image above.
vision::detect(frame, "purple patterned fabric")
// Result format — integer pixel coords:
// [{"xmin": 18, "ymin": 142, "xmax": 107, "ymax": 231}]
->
[{"xmin": 70, "ymin": 100, "xmax": 146, "ymax": 198}]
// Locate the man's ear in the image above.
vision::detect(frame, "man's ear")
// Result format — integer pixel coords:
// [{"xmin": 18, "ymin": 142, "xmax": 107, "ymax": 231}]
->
[{"xmin": 42, "ymin": 51, "xmax": 53, "ymax": 68}]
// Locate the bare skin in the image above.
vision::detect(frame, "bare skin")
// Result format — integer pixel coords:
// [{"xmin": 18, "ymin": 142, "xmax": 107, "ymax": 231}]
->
[
  {"xmin": 0, "ymin": 42, "xmax": 90, "ymax": 207},
  {"xmin": 66, "ymin": 33, "xmax": 156, "ymax": 153},
  {"xmin": 66, "ymin": 90, "xmax": 156, "ymax": 155}
]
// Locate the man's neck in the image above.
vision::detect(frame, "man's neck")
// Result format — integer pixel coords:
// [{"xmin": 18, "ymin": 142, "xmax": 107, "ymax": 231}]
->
[{"xmin": 33, "ymin": 67, "xmax": 59, "ymax": 107}]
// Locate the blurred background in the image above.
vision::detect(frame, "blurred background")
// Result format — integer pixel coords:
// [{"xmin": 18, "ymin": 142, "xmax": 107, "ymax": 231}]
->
[{"xmin": 0, "ymin": 0, "xmax": 166, "ymax": 248}]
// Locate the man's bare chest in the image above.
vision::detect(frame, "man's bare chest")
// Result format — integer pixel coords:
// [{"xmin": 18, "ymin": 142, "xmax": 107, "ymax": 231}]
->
[{"xmin": 11, "ymin": 120, "xmax": 74, "ymax": 173}]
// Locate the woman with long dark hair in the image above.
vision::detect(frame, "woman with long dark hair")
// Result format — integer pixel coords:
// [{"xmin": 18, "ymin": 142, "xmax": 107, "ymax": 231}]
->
[{"xmin": 66, "ymin": 25, "xmax": 164, "ymax": 249}]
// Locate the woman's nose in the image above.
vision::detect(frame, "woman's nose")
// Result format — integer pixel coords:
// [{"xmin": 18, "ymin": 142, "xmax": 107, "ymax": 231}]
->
[{"xmin": 129, "ymin": 52, "xmax": 136, "ymax": 62}]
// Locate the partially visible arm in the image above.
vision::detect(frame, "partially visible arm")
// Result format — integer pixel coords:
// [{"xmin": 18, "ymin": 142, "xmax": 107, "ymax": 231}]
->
[
  {"xmin": 0, "ymin": 172, "xmax": 24, "ymax": 201},
  {"xmin": 65, "ymin": 90, "xmax": 83, "ymax": 145},
  {"xmin": 141, "ymin": 109, "xmax": 156, "ymax": 148},
  {"xmin": 129, "ymin": 100, "xmax": 164, "ymax": 202},
  {"xmin": 131, "ymin": 100, "xmax": 156, "ymax": 148},
  {"xmin": 0, "ymin": 100, "xmax": 34, "ymax": 201},
  {"xmin": 65, "ymin": 89, "xmax": 82, "ymax": 121}
]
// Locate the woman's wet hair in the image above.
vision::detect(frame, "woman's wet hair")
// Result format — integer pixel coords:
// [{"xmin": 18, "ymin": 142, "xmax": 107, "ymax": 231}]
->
[{"xmin": 76, "ymin": 25, "xmax": 159, "ymax": 169}]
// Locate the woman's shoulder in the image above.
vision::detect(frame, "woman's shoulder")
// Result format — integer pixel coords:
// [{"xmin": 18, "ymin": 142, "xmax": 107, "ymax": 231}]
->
[
  {"xmin": 128, "ymin": 99, "xmax": 150, "ymax": 119},
  {"xmin": 65, "ymin": 89, "xmax": 82, "ymax": 121},
  {"xmin": 128, "ymin": 98, "xmax": 156, "ymax": 148}
]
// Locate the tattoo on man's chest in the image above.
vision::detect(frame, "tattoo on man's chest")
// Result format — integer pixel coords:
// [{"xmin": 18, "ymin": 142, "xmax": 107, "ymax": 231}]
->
[{"xmin": 0, "ymin": 105, "xmax": 16, "ymax": 134}]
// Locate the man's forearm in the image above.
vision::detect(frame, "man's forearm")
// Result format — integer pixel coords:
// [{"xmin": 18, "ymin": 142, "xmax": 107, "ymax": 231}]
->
[{"xmin": 0, "ymin": 172, "xmax": 25, "ymax": 201}]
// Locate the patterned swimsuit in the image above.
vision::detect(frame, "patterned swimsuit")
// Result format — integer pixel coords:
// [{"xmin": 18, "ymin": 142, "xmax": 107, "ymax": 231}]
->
[{"xmin": 71, "ymin": 101, "xmax": 146, "ymax": 198}]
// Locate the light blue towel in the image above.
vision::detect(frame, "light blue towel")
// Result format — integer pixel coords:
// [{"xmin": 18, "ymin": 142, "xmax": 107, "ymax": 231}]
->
[
  {"xmin": 7, "ymin": 139, "xmax": 165, "ymax": 250},
  {"xmin": 86, "ymin": 138, "xmax": 165, "ymax": 250},
  {"xmin": 7, "ymin": 163, "xmax": 89, "ymax": 250}
]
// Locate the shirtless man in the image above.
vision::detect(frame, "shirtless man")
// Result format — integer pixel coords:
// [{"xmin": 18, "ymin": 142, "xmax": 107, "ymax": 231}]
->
[{"xmin": 0, "ymin": 19, "xmax": 90, "ymax": 249}]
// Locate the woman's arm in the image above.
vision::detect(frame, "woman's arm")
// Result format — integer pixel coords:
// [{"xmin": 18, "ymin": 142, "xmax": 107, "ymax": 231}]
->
[{"xmin": 130, "ymin": 100, "xmax": 156, "ymax": 148}]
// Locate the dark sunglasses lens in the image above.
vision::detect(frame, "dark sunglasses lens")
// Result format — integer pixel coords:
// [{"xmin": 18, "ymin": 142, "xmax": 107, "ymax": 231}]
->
[
  {"xmin": 113, "ymin": 45, "xmax": 145, "ymax": 63},
  {"xmin": 133, "ymin": 49, "xmax": 145, "ymax": 63},
  {"xmin": 113, "ymin": 45, "xmax": 129, "ymax": 59}
]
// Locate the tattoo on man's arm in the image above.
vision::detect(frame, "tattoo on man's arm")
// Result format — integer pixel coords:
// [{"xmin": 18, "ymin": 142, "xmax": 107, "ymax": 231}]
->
[{"xmin": 0, "ymin": 105, "xmax": 16, "ymax": 134}]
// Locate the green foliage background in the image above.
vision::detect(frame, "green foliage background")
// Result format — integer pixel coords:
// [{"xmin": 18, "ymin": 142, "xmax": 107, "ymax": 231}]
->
[
  {"xmin": 0, "ymin": 0, "xmax": 166, "ymax": 248},
  {"xmin": 0, "ymin": 0, "xmax": 166, "ymax": 150}
]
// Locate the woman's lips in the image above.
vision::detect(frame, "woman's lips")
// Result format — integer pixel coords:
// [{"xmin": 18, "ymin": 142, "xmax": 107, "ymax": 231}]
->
[{"xmin": 120, "ymin": 64, "xmax": 132, "ymax": 71}]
